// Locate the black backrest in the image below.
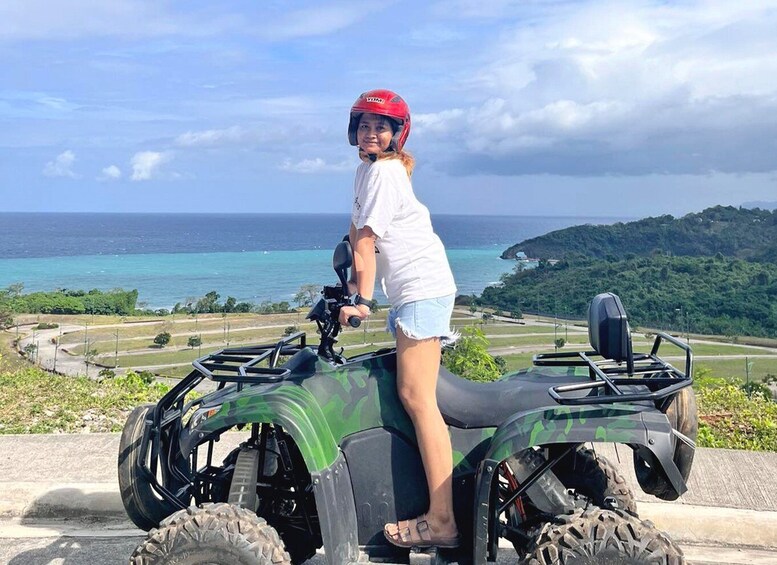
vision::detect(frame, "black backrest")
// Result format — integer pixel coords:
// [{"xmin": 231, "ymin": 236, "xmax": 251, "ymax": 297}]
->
[{"xmin": 588, "ymin": 293, "xmax": 632, "ymax": 363}]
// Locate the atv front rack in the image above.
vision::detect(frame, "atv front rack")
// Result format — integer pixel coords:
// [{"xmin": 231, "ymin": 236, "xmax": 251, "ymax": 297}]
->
[
  {"xmin": 136, "ymin": 331, "xmax": 311, "ymax": 512},
  {"xmin": 533, "ymin": 331, "xmax": 693, "ymax": 407},
  {"xmin": 192, "ymin": 331, "xmax": 308, "ymax": 383}
]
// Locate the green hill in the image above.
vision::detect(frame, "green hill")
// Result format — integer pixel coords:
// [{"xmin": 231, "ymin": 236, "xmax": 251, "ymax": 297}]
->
[
  {"xmin": 482, "ymin": 255, "xmax": 777, "ymax": 338},
  {"xmin": 501, "ymin": 206, "xmax": 777, "ymax": 262}
]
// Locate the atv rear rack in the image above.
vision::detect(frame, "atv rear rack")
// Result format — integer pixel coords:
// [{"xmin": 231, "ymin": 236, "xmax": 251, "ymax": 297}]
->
[{"xmin": 533, "ymin": 331, "xmax": 693, "ymax": 407}]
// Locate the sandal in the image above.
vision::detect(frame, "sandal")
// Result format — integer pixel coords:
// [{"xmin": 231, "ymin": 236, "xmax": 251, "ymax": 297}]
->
[{"xmin": 383, "ymin": 514, "xmax": 460, "ymax": 549}]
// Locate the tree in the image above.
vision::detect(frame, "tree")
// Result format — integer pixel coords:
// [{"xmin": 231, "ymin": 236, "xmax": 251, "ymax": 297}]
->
[
  {"xmin": 84, "ymin": 347, "xmax": 98, "ymax": 366},
  {"xmin": 6, "ymin": 283, "xmax": 24, "ymax": 298},
  {"xmin": 154, "ymin": 332, "xmax": 172, "ymax": 347},
  {"xmin": 554, "ymin": 338, "xmax": 566, "ymax": 351},
  {"xmin": 224, "ymin": 296, "xmax": 237, "ymax": 313},
  {"xmin": 196, "ymin": 291, "xmax": 220, "ymax": 313},
  {"xmin": 294, "ymin": 284, "xmax": 319, "ymax": 309},
  {"xmin": 283, "ymin": 325, "xmax": 299, "ymax": 336},
  {"xmin": 187, "ymin": 335, "xmax": 202, "ymax": 349},
  {"xmin": 481, "ymin": 312, "xmax": 493, "ymax": 324},
  {"xmin": 0, "ymin": 306, "xmax": 13, "ymax": 330},
  {"xmin": 511, "ymin": 310, "xmax": 523, "ymax": 320}
]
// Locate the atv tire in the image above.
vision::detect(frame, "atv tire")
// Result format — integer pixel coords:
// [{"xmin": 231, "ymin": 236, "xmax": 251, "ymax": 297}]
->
[
  {"xmin": 520, "ymin": 507, "xmax": 685, "ymax": 565},
  {"xmin": 118, "ymin": 403, "xmax": 181, "ymax": 531},
  {"xmin": 554, "ymin": 447, "xmax": 638, "ymax": 516},
  {"xmin": 130, "ymin": 503, "xmax": 291, "ymax": 565},
  {"xmin": 634, "ymin": 387, "xmax": 697, "ymax": 501}
]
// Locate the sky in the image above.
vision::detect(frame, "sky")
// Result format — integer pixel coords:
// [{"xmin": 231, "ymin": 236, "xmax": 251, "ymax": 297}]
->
[{"xmin": 1, "ymin": 0, "xmax": 776, "ymax": 217}]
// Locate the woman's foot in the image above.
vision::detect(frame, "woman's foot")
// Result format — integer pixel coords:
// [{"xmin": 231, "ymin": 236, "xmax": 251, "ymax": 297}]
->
[{"xmin": 384, "ymin": 514, "xmax": 460, "ymax": 548}]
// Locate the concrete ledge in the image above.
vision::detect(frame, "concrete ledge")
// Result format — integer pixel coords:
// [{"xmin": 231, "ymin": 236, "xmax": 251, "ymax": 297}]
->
[
  {"xmin": 640, "ymin": 501, "xmax": 777, "ymax": 548},
  {"xmin": 3, "ymin": 484, "xmax": 776, "ymax": 550},
  {"xmin": 0, "ymin": 482, "xmax": 124, "ymax": 519}
]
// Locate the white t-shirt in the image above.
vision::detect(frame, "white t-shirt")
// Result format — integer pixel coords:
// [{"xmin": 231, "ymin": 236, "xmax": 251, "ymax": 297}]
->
[{"xmin": 351, "ymin": 158, "xmax": 457, "ymax": 308}]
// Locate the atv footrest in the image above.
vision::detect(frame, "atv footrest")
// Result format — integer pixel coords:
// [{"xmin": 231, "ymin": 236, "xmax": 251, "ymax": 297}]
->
[
  {"xmin": 410, "ymin": 547, "xmax": 452, "ymax": 565},
  {"xmin": 347, "ymin": 547, "xmax": 452, "ymax": 564}
]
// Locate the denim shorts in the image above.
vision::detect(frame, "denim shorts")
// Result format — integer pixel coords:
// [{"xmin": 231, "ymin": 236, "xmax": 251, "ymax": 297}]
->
[{"xmin": 387, "ymin": 294, "xmax": 458, "ymax": 345}]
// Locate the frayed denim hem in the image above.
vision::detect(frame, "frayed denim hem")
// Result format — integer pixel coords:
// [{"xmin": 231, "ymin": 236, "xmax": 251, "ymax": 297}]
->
[{"xmin": 393, "ymin": 319, "xmax": 459, "ymax": 346}]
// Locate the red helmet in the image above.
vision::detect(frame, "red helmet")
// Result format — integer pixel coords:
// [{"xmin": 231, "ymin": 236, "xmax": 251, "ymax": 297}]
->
[{"xmin": 348, "ymin": 89, "xmax": 411, "ymax": 152}]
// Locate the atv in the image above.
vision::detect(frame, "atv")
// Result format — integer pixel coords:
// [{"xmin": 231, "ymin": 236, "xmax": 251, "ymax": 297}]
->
[{"xmin": 119, "ymin": 240, "xmax": 697, "ymax": 564}]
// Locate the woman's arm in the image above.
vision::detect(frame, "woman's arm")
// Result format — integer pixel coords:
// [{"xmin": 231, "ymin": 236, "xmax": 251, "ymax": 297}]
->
[
  {"xmin": 352, "ymin": 225, "xmax": 377, "ymax": 301},
  {"xmin": 339, "ymin": 224, "xmax": 376, "ymax": 324},
  {"xmin": 348, "ymin": 223, "xmax": 358, "ymax": 291}
]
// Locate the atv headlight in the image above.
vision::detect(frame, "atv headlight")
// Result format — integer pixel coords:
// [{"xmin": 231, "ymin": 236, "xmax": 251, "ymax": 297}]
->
[{"xmin": 190, "ymin": 404, "xmax": 222, "ymax": 428}]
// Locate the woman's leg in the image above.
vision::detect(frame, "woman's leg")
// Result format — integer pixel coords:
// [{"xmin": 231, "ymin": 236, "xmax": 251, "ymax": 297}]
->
[{"xmin": 391, "ymin": 330, "xmax": 458, "ymax": 539}]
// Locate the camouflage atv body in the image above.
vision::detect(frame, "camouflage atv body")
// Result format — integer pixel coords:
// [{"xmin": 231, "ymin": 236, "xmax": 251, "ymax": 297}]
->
[{"xmin": 121, "ymin": 242, "xmax": 695, "ymax": 565}]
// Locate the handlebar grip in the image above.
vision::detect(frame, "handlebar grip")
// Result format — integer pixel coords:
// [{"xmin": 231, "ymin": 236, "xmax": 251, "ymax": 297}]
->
[{"xmin": 348, "ymin": 316, "xmax": 361, "ymax": 328}]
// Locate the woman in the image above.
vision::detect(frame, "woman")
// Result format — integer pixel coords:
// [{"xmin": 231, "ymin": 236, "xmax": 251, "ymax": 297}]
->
[{"xmin": 338, "ymin": 89, "xmax": 460, "ymax": 549}]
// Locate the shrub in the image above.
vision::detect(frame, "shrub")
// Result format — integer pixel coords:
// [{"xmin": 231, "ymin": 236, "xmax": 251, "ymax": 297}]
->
[
  {"xmin": 187, "ymin": 335, "xmax": 202, "ymax": 349},
  {"xmin": 696, "ymin": 370, "xmax": 777, "ymax": 451},
  {"xmin": 23, "ymin": 343, "xmax": 37, "ymax": 358},
  {"xmin": 136, "ymin": 370, "xmax": 156, "ymax": 385},
  {"xmin": 0, "ymin": 366, "xmax": 169, "ymax": 434},
  {"xmin": 442, "ymin": 327, "xmax": 501, "ymax": 382},
  {"xmin": 741, "ymin": 381, "xmax": 774, "ymax": 400},
  {"xmin": 284, "ymin": 325, "xmax": 299, "ymax": 336},
  {"xmin": 35, "ymin": 322, "xmax": 59, "ymax": 330}
]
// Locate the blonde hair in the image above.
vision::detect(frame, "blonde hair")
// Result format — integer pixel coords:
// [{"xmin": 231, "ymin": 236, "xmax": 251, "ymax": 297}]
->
[{"xmin": 358, "ymin": 148, "xmax": 415, "ymax": 177}]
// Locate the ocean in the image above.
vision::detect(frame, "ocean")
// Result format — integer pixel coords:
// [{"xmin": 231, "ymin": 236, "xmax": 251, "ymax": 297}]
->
[{"xmin": 0, "ymin": 213, "xmax": 627, "ymax": 309}]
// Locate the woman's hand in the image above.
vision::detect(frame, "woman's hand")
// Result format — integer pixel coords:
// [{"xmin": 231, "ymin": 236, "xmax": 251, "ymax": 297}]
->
[{"xmin": 339, "ymin": 304, "xmax": 370, "ymax": 326}]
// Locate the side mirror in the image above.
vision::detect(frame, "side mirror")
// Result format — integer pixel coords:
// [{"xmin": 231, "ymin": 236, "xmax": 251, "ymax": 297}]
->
[{"xmin": 332, "ymin": 240, "xmax": 352, "ymax": 288}]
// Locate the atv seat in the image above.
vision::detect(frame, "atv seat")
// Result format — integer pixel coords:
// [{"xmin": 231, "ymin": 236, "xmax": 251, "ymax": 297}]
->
[{"xmin": 436, "ymin": 367, "xmax": 590, "ymax": 429}]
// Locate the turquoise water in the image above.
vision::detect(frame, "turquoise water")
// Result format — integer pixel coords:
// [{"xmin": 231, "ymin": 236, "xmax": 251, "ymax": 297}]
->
[
  {"xmin": 0, "ymin": 212, "xmax": 631, "ymax": 309},
  {"xmin": 0, "ymin": 247, "xmax": 514, "ymax": 309}
]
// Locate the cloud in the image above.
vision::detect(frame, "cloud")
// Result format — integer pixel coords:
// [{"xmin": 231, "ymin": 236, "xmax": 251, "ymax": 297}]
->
[
  {"xmin": 0, "ymin": 0, "xmax": 382, "ymax": 43},
  {"xmin": 0, "ymin": 0, "xmax": 240, "ymax": 41},
  {"xmin": 43, "ymin": 150, "xmax": 77, "ymax": 178},
  {"xmin": 130, "ymin": 151, "xmax": 171, "ymax": 181},
  {"xmin": 259, "ymin": 1, "xmax": 375, "ymax": 41},
  {"xmin": 98, "ymin": 165, "xmax": 122, "ymax": 181},
  {"xmin": 279, "ymin": 157, "xmax": 352, "ymax": 174},
  {"xmin": 175, "ymin": 126, "xmax": 247, "ymax": 147},
  {"xmin": 415, "ymin": 0, "xmax": 777, "ymax": 177}
]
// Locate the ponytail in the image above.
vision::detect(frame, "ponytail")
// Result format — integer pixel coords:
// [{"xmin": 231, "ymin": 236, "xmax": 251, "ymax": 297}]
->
[{"xmin": 358, "ymin": 149, "xmax": 415, "ymax": 177}]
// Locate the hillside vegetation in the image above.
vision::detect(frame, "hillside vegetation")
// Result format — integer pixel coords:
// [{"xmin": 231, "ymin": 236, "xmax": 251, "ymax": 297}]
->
[
  {"xmin": 488, "ymin": 205, "xmax": 777, "ymax": 338},
  {"xmin": 501, "ymin": 206, "xmax": 777, "ymax": 262},
  {"xmin": 482, "ymin": 255, "xmax": 777, "ymax": 337}
]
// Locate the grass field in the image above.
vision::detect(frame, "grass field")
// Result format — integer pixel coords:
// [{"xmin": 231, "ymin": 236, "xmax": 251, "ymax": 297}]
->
[{"xmin": 8, "ymin": 308, "xmax": 777, "ymax": 384}]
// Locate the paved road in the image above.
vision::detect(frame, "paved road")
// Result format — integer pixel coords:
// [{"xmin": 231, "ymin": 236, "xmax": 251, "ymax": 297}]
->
[{"xmin": 1, "ymin": 519, "xmax": 775, "ymax": 565}]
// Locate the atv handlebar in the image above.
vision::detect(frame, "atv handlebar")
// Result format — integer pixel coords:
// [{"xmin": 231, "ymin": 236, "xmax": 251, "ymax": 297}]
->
[{"xmin": 348, "ymin": 316, "xmax": 361, "ymax": 328}]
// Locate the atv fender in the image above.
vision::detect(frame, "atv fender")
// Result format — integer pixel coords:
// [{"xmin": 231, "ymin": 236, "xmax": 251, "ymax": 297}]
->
[
  {"xmin": 471, "ymin": 404, "xmax": 687, "ymax": 565},
  {"xmin": 182, "ymin": 383, "xmax": 360, "ymax": 565},
  {"xmin": 183, "ymin": 383, "xmax": 340, "ymax": 472}
]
